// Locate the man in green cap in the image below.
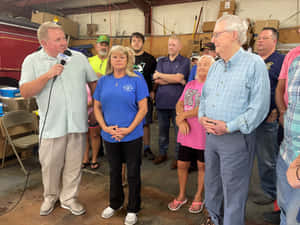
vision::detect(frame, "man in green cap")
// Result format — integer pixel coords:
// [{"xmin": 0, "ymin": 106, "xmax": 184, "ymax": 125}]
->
[
  {"xmin": 82, "ymin": 35, "xmax": 110, "ymax": 169},
  {"xmin": 88, "ymin": 35, "xmax": 110, "ymax": 78}
]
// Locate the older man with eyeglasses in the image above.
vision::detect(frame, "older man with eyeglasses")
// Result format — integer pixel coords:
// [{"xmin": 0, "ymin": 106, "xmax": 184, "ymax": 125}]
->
[{"xmin": 198, "ymin": 15, "xmax": 270, "ymax": 225}]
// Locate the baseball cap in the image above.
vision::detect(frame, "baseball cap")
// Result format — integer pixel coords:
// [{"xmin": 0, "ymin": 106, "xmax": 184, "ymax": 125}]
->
[
  {"xmin": 203, "ymin": 42, "xmax": 215, "ymax": 51},
  {"xmin": 96, "ymin": 35, "xmax": 110, "ymax": 44}
]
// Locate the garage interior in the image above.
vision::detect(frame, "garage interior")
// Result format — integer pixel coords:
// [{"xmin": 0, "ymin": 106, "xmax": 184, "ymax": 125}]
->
[{"xmin": 1, "ymin": 0, "xmax": 299, "ymax": 225}]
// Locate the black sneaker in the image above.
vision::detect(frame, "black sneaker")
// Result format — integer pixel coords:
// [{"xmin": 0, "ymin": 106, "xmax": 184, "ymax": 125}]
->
[{"xmin": 144, "ymin": 148, "xmax": 155, "ymax": 160}]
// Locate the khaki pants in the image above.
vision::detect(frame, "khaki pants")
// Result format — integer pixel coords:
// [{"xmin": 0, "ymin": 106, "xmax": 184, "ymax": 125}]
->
[{"xmin": 39, "ymin": 133, "xmax": 86, "ymax": 204}]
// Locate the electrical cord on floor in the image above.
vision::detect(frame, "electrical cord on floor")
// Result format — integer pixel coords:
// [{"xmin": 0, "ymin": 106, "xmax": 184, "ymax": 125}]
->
[
  {"xmin": 0, "ymin": 78, "xmax": 56, "ymax": 216},
  {"xmin": 1, "ymin": 171, "xmax": 30, "ymax": 216}
]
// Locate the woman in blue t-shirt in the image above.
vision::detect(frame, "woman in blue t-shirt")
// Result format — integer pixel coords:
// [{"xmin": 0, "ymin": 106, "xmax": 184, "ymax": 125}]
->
[{"xmin": 93, "ymin": 45, "xmax": 148, "ymax": 225}]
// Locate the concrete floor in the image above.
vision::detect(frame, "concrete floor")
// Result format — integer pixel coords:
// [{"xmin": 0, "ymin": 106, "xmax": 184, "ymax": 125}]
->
[{"xmin": 0, "ymin": 121, "xmax": 275, "ymax": 225}]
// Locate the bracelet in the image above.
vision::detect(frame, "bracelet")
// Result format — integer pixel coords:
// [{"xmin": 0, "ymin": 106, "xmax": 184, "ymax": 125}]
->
[{"xmin": 297, "ymin": 167, "xmax": 300, "ymax": 181}]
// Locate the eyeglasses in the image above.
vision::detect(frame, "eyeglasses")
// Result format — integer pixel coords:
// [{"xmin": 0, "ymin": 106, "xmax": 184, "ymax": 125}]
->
[
  {"xmin": 257, "ymin": 36, "xmax": 273, "ymax": 41},
  {"xmin": 212, "ymin": 31, "xmax": 229, "ymax": 39}
]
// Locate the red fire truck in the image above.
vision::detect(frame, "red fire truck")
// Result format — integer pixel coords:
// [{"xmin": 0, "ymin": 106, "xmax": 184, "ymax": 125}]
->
[{"xmin": 0, "ymin": 17, "xmax": 40, "ymax": 87}]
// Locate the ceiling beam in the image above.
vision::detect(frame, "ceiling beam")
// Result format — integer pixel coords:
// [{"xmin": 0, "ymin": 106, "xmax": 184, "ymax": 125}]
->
[
  {"xmin": 0, "ymin": 1, "xmax": 32, "ymax": 18},
  {"xmin": 0, "ymin": 7, "xmax": 32, "ymax": 18},
  {"xmin": 15, "ymin": 0, "xmax": 66, "ymax": 7},
  {"xmin": 61, "ymin": 2, "xmax": 138, "ymax": 15},
  {"xmin": 151, "ymin": 0, "xmax": 206, "ymax": 7},
  {"xmin": 128, "ymin": 0, "xmax": 150, "ymax": 14}
]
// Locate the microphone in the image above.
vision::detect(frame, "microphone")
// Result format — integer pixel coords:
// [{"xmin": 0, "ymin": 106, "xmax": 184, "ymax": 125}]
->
[
  {"xmin": 59, "ymin": 49, "xmax": 72, "ymax": 65},
  {"xmin": 54, "ymin": 50, "xmax": 72, "ymax": 80}
]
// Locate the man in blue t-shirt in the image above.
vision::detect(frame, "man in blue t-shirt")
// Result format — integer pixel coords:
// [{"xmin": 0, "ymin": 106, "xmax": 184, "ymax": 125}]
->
[
  {"xmin": 152, "ymin": 35, "xmax": 190, "ymax": 169},
  {"xmin": 254, "ymin": 27, "xmax": 285, "ymax": 224}
]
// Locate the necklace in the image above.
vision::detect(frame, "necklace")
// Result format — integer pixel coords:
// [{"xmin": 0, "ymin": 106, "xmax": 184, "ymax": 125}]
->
[{"xmin": 115, "ymin": 82, "xmax": 118, "ymax": 87}]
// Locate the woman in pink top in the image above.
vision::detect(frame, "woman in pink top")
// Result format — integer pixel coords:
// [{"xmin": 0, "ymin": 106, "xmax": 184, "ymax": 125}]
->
[
  {"xmin": 82, "ymin": 84, "xmax": 101, "ymax": 169},
  {"xmin": 168, "ymin": 55, "xmax": 215, "ymax": 214}
]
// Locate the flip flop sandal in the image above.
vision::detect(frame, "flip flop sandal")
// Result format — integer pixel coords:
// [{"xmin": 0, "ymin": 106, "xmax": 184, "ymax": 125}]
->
[
  {"xmin": 188, "ymin": 201, "xmax": 204, "ymax": 214},
  {"xmin": 91, "ymin": 162, "xmax": 99, "ymax": 170},
  {"xmin": 82, "ymin": 162, "xmax": 90, "ymax": 169},
  {"xmin": 167, "ymin": 198, "xmax": 188, "ymax": 211}
]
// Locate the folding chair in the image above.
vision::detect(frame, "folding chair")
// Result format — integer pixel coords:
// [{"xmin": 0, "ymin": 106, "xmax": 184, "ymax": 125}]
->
[{"xmin": 1, "ymin": 110, "xmax": 39, "ymax": 175}]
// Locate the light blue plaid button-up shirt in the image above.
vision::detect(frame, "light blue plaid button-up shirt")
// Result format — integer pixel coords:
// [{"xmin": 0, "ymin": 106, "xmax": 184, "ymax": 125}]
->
[
  {"xmin": 280, "ymin": 55, "xmax": 300, "ymax": 165},
  {"xmin": 198, "ymin": 48, "xmax": 270, "ymax": 134}
]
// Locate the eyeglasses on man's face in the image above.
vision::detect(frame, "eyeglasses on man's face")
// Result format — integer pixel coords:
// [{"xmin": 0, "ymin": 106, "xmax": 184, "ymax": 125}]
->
[
  {"xmin": 212, "ymin": 30, "xmax": 230, "ymax": 39},
  {"xmin": 257, "ymin": 36, "xmax": 273, "ymax": 41}
]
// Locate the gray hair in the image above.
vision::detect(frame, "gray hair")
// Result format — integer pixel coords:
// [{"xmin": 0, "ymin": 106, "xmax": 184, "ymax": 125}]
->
[
  {"xmin": 198, "ymin": 55, "xmax": 215, "ymax": 64},
  {"xmin": 216, "ymin": 15, "xmax": 248, "ymax": 45},
  {"xmin": 37, "ymin": 21, "xmax": 63, "ymax": 45}
]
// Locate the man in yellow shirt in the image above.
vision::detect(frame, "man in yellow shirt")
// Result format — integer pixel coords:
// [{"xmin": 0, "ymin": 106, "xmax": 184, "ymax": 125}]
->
[
  {"xmin": 82, "ymin": 35, "xmax": 110, "ymax": 169},
  {"xmin": 88, "ymin": 35, "xmax": 110, "ymax": 77}
]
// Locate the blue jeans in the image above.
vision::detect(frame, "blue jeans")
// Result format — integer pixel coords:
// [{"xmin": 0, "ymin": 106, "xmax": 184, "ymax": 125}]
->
[
  {"xmin": 277, "ymin": 155, "xmax": 300, "ymax": 225},
  {"xmin": 255, "ymin": 120, "xmax": 279, "ymax": 199},
  {"xmin": 157, "ymin": 109, "xmax": 179, "ymax": 158},
  {"xmin": 204, "ymin": 131, "xmax": 256, "ymax": 225}
]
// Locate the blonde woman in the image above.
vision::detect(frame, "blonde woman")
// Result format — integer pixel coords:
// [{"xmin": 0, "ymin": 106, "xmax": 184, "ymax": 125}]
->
[{"xmin": 93, "ymin": 45, "xmax": 148, "ymax": 225}]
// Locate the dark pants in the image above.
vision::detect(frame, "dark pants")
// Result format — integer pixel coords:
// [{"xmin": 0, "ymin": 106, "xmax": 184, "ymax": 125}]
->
[
  {"xmin": 104, "ymin": 137, "xmax": 142, "ymax": 213},
  {"xmin": 157, "ymin": 109, "xmax": 179, "ymax": 159},
  {"xmin": 255, "ymin": 121, "xmax": 279, "ymax": 200}
]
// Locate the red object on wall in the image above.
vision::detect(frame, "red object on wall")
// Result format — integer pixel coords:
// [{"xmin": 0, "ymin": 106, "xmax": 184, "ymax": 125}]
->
[{"xmin": 0, "ymin": 21, "xmax": 40, "ymax": 85}]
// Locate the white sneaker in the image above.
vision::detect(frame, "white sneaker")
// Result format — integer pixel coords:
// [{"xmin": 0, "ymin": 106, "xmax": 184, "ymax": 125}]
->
[
  {"xmin": 40, "ymin": 198, "xmax": 57, "ymax": 216},
  {"xmin": 61, "ymin": 200, "xmax": 86, "ymax": 216},
  {"xmin": 101, "ymin": 206, "xmax": 115, "ymax": 219},
  {"xmin": 124, "ymin": 212, "xmax": 138, "ymax": 225}
]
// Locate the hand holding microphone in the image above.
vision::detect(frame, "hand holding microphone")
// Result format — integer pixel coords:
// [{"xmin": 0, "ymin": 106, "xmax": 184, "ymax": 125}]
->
[
  {"xmin": 49, "ymin": 50, "xmax": 72, "ymax": 81},
  {"xmin": 48, "ymin": 64, "xmax": 64, "ymax": 80}
]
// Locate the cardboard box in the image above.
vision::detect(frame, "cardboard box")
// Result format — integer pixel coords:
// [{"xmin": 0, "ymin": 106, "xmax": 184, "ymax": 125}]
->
[
  {"xmin": 218, "ymin": 10, "xmax": 235, "ymax": 19},
  {"xmin": 31, "ymin": 12, "xmax": 79, "ymax": 38},
  {"xmin": 220, "ymin": 0, "xmax": 236, "ymax": 12},
  {"xmin": 279, "ymin": 26, "xmax": 300, "ymax": 43},
  {"xmin": 202, "ymin": 21, "xmax": 216, "ymax": 32},
  {"xmin": 253, "ymin": 20, "xmax": 280, "ymax": 37}
]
